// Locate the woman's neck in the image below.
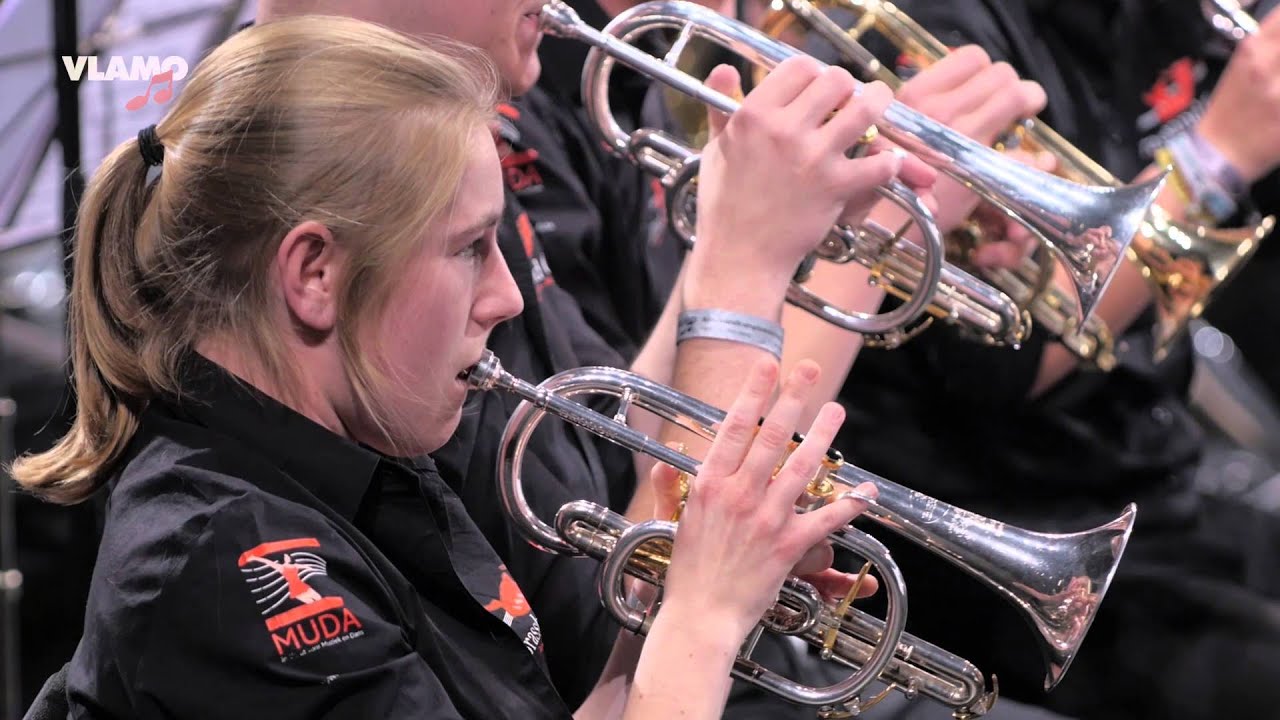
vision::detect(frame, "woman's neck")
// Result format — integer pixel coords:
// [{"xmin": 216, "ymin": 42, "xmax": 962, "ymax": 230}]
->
[{"xmin": 194, "ymin": 336, "xmax": 355, "ymax": 441}]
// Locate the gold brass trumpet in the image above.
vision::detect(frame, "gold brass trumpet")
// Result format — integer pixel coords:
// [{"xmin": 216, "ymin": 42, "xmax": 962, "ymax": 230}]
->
[
  {"xmin": 465, "ymin": 350, "xmax": 1138, "ymax": 718},
  {"xmin": 765, "ymin": 0, "xmax": 1275, "ymax": 364}
]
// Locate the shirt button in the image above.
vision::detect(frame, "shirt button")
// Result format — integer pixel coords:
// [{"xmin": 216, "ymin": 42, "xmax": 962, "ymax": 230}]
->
[{"xmin": 1151, "ymin": 405, "xmax": 1173, "ymax": 426}]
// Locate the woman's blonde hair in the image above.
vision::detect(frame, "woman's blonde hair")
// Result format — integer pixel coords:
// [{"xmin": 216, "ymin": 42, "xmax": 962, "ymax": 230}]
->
[{"xmin": 12, "ymin": 16, "xmax": 500, "ymax": 503}]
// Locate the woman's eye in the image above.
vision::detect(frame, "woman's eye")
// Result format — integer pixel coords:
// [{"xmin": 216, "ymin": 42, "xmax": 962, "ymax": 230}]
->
[{"xmin": 457, "ymin": 236, "xmax": 485, "ymax": 259}]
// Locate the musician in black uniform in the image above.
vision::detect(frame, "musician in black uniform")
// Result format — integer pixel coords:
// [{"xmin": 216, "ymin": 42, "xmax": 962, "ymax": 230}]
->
[
  {"xmin": 12, "ymin": 16, "xmax": 884, "ymax": 718},
  {"xmin": 494, "ymin": 2, "xmax": 1063, "ymax": 717}
]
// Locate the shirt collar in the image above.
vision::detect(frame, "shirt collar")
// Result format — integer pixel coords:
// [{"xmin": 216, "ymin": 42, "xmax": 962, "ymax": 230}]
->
[{"xmin": 167, "ymin": 352, "xmax": 391, "ymax": 521}]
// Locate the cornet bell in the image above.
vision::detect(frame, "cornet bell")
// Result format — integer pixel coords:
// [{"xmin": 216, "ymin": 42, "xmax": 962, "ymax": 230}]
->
[{"xmin": 465, "ymin": 350, "xmax": 1138, "ymax": 715}]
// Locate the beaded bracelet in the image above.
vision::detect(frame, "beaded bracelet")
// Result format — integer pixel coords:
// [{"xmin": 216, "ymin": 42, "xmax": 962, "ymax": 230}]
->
[{"xmin": 1162, "ymin": 129, "xmax": 1248, "ymax": 224}]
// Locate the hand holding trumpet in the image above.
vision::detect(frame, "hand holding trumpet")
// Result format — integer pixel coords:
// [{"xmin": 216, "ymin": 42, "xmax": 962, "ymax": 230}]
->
[
  {"xmin": 684, "ymin": 55, "xmax": 936, "ymax": 316},
  {"xmin": 650, "ymin": 358, "xmax": 879, "ymax": 641}
]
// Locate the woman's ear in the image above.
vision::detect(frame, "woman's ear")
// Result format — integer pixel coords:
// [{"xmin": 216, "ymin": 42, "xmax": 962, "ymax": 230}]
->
[{"xmin": 275, "ymin": 221, "xmax": 342, "ymax": 337}]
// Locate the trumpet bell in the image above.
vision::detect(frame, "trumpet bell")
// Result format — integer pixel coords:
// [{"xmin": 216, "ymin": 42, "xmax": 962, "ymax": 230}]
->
[
  {"xmin": 466, "ymin": 350, "xmax": 1138, "ymax": 708},
  {"xmin": 767, "ymin": 0, "xmax": 1276, "ymax": 363},
  {"xmin": 1139, "ymin": 210, "xmax": 1275, "ymax": 361},
  {"xmin": 1023, "ymin": 503, "xmax": 1138, "ymax": 689}
]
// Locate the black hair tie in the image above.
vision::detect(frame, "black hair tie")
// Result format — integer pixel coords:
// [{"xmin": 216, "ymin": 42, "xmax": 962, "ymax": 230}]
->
[{"xmin": 137, "ymin": 125, "xmax": 165, "ymax": 167}]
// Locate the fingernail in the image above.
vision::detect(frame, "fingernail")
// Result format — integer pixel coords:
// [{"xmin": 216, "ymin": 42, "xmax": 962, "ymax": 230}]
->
[
  {"xmin": 837, "ymin": 489, "xmax": 876, "ymax": 504},
  {"xmin": 887, "ymin": 150, "xmax": 904, "ymax": 174}
]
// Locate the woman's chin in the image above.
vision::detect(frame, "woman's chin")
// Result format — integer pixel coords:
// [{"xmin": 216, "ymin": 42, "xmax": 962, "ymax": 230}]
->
[{"xmin": 421, "ymin": 409, "xmax": 464, "ymax": 454}]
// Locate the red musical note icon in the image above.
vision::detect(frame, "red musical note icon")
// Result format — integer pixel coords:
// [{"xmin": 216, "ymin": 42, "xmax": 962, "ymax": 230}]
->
[{"xmin": 125, "ymin": 69, "xmax": 175, "ymax": 111}]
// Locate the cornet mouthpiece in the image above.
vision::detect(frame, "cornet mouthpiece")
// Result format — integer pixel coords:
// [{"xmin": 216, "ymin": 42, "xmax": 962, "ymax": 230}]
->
[
  {"xmin": 539, "ymin": 2, "xmax": 587, "ymax": 38},
  {"xmin": 463, "ymin": 350, "xmax": 504, "ymax": 391}
]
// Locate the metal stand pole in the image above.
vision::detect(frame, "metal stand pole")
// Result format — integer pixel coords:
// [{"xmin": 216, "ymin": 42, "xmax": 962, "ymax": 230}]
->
[
  {"xmin": 53, "ymin": 0, "xmax": 85, "ymax": 289},
  {"xmin": 0, "ymin": 395, "xmax": 21, "ymax": 720}
]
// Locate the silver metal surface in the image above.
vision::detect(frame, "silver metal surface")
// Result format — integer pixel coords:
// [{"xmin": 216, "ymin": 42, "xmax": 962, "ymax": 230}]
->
[
  {"xmin": 466, "ymin": 352, "xmax": 1138, "ymax": 712},
  {"xmin": 550, "ymin": 0, "xmax": 1168, "ymax": 324},
  {"xmin": 1203, "ymin": 0, "xmax": 1261, "ymax": 39}
]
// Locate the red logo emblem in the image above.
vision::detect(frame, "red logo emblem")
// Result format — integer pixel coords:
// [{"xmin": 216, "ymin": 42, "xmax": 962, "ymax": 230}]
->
[
  {"xmin": 483, "ymin": 566, "xmax": 543, "ymax": 655},
  {"xmin": 238, "ymin": 538, "xmax": 364, "ymax": 661},
  {"xmin": 1143, "ymin": 58, "xmax": 1197, "ymax": 124},
  {"xmin": 502, "ymin": 148, "xmax": 545, "ymax": 193},
  {"xmin": 484, "ymin": 570, "xmax": 532, "ymax": 625}
]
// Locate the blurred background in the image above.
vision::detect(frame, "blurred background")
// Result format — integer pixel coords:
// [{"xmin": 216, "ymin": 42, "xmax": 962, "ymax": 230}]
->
[{"xmin": 1, "ymin": 2, "xmax": 255, "ymax": 716}]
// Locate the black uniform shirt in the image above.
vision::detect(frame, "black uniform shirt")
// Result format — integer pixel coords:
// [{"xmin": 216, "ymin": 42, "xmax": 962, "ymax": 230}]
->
[{"xmin": 68, "ymin": 354, "xmax": 571, "ymax": 719}]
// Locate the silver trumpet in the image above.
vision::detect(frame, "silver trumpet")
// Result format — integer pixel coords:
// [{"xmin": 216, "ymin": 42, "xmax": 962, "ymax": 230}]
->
[
  {"xmin": 465, "ymin": 351, "xmax": 1138, "ymax": 717},
  {"xmin": 543, "ymin": 1, "xmax": 946, "ymax": 338},
  {"xmin": 621, "ymin": 128, "xmax": 1029, "ymax": 348},
  {"xmin": 545, "ymin": 0, "xmax": 1169, "ymax": 327}
]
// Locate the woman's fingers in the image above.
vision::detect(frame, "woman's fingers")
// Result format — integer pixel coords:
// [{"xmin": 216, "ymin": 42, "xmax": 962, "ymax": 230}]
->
[
  {"xmin": 792, "ymin": 481, "xmax": 879, "ymax": 555},
  {"xmin": 698, "ymin": 357, "xmax": 779, "ymax": 483},
  {"xmin": 790, "ymin": 65, "xmax": 859, "ymax": 128},
  {"xmin": 746, "ymin": 55, "xmax": 824, "ymax": 110},
  {"xmin": 766, "ymin": 401, "xmax": 846, "ymax": 506},
  {"xmin": 736, "ymin": 361, "xmax": 821, "ymax": 486},
  {"xmin": 791, "ymin": 539, "xmax": 835, "ymax": 577},
  {"xmin": 820, "ymin": 81, "xmax": 894, "ymax": 156},
  {"xmin": 650, "ymin": 458, "xmax": 685, "ymax": 520},
  {"xmin": 704, "ymin": 64, "xmax": 742, "ymax": 139},
  {"xmin": 802, "ymin": 567, "xmax": 881, "ymax": 601}
]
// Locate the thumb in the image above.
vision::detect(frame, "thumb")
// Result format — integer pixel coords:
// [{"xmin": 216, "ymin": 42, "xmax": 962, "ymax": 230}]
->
[
  {"xmin": 705, "ymin": 64, "xmax": 743, "ymax": 140},
  {"xmin": 835, "ymin": 151, "xmax": 903, "ymax": 227},
  {"xmin": 794, "ymin": 482, "xmax": 877, "ymax": 551},
  {"xmin": 650, "ymin": 457, "xmax": 687, "ymax": 521}
]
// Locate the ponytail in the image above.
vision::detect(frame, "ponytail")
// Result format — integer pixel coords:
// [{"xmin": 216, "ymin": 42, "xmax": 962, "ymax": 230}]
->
[{"xmin": 10, "ymin": 135, "xmax": 163, "ymax": 503}]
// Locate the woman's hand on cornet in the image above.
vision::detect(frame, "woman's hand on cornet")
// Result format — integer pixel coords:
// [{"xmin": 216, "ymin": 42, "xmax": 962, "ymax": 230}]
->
[
  {"xmin": 654, "ymin": 358, "xmax": 879, "ymax": 642},
  {"xmin": 652, "ymin": 460, "xmax": 874, "ymax": 604},
  {"xmin": 683, "ymin": 56, "xmax": 934, "ymax": 316}
]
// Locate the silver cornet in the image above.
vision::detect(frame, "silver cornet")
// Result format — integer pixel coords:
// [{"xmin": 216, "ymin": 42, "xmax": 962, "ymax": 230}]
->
[
  {"xmin": 543, "ymin": 0, "xmax": 947, "ymax": 339},
  {"xmin": 543, "ymin": 0, "xmax": 1169, "ymax": 336},
  {"xmin": 465, "ymin": 351, "xmax": 1137, "ymax": 718}
]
